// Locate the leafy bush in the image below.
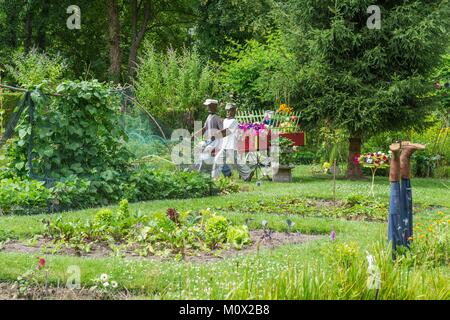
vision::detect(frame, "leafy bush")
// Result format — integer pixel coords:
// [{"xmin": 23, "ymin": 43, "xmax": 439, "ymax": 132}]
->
[
  {"xmin": 126, "ymin": 168, "xmax": 214, "ymax": 202},
  {"xmin": 218, "ymin": 33, "xmax": 293, "ymax": 110},
  {"xmin": 5, "ymin": 49, "xmax": 68, "ymax": 88},
  {"xmin": 135, "ymin": 44, "xmax": 216, "ymax": 129},
  {"xmin": 8, "ymin": 80, "xmax": 132, "ymax": 180},
  {"xmin": 291, "ymin": 151, "xmax": 317, "ymax": 165},
  {"xmin": 0, "ymin": 178, "xmax": 51, "ymax": 215},
  {"xmin": 215, "ymin": 177, "xmax": 240, "ymax": 195},
  {"xmin": 49, "ymin": 176, "xmax": 94, "ymax": 211},
  {"xmin": 94, "ymin": 209, "xmax": 114, "ymax": 225},
  {"xmin": 0, "ymin": 165, "xmax": 218, "ymax": 215}
]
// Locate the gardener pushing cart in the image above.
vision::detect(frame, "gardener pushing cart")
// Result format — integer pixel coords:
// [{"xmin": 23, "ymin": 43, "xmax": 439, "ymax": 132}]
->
[
  {"xmin": 211, "ymin": 103, "xmax": 253, "ymax": 182},
  {"xmin": 192, "ymin": 99, "xmax": 231, "ymax": 176}
]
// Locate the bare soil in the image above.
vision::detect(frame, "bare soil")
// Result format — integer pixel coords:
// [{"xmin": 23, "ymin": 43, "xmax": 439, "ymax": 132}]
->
[{"xmin": 1, "ymin": 231, "xmax": 322, "ymax": 263}]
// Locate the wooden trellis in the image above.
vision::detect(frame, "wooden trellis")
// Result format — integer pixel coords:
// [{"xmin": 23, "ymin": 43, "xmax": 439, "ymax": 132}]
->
[
  {"xmin": 235, "ymin": 109, "xmax": 306, "ymax": 149},
  {"xmin": 236, "ymin": 109, "xmax": 302, "ymax": 128}
]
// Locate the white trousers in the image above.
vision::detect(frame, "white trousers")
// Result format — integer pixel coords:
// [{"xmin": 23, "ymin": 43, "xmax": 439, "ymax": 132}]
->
[{"xmin": 212, "ymin": 149, "xmax": 252, "ymax": 180}]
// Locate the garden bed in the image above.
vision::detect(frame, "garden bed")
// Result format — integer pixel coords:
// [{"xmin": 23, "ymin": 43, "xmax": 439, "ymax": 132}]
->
[
  {"xmin": 1, "ymin": 231, "xmax": 322, "ymax": 263},
  {"xmin": 215, "ymin": 195, "xmax": 391, "ymax": 222}
]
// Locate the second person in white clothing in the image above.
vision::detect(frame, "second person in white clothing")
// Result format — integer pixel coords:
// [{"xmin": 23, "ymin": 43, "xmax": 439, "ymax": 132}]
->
[{"xmin": 211, "ymin": 103, "xmax": 253, "ymax": 181}]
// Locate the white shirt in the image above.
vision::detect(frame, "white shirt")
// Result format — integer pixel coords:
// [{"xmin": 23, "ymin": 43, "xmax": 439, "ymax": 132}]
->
[{"xmin": 222, "ymin": 118, "xmax": 238, "ymax": 150}]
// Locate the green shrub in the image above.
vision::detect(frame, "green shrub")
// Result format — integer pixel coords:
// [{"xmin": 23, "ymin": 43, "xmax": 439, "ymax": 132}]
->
[
  {"xmin": 126, "ymin": 168, "xmax": 214, "ymax": 202},
  {"xmin": 215, "ymin": 177, "xmax": 240, "ymax": 195},
  {"xmin": 8, "ymin": 80, "xmax": 132, "ymax": 180},
  {"xmin": 218, "ymin": 33, "xmax": 293, "ymax": 110},
  {"xmin": 94, "ymin": 209, "xmax": 114, "ymax": 225},
  {"xmin": 135, "ymin": 44, "xmax": 216, "ymax": 129},
  {"xmin": 49, "ymin": 176, "xmax": 93, "ymax": 211},
  {"xmin": 413, "ymin": 152, "xmax": 447, "ymax": 178},
  {"xmin": 0, "ymin": 166, "xmax": 217, "ymax": 215},
  {"xmin": 0, "ymin": 178, "xmax": 51, "ymax": 214},
  {"xmin": 5, "ymin": 49, "xmax": 68, "ymax": 88},
  {"xmin": 292, "ymin": 151, "xmax": 317, "ymax": 165}
]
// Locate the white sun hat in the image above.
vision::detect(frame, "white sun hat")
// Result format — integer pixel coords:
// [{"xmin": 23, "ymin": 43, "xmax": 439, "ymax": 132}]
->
[
  {"xmin": 225, "ymin": 103, "xmax": 237, "ymax": 110},
  {"xmin": 203, "ymin": 99, "xmax": 218, "ymax": 105}
]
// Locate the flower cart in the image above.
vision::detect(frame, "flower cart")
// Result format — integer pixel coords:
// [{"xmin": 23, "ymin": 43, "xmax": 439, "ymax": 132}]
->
[{"xmin": 236, "ymin": 104, "xmax": 305, "ymax": 181}]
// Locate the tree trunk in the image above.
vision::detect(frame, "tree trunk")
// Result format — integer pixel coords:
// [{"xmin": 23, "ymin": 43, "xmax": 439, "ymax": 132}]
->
[
  {"xmin": 25, "ymin": 9, "xmax": 33, "ymax": 53},
  {"xmin": 127, "ymin": 0, "xmax": 151, "ymax": 80},
  {"xmin": 37, "ymin": 3, "xmax": 49, "ymax": 50},
  {"xmin": 347, "ymin": 136, "xmax": 363, "ymax": 179},
  {"xmin": 108, "ymin": 0, "xmax": 122, "ymax": 82},
  {"xmin": 7, "ymin": 6, "xmax": 18, "ymax": 47}
]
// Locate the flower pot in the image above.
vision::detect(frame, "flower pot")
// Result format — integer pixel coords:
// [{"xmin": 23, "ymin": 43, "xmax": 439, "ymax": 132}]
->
[{"xmin": 272, "ymin": 165, "xmax": 294, "ymax": 182}]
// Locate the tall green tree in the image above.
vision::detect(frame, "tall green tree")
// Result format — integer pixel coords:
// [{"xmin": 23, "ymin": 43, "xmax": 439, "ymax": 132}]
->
[
  {"xmin": 107, "ymin": 0, "xmax": 197, "ymax": 82},
  {"xmin": 0, "ymin": 0, "xmax": 110, "ymax": 82},
  {"xmin": 194, "ymin": 0, "xmax": 275, "ymax": 61},
  {"xmin": 276, "ymin": 0, "xmax": 450, "ymax": 178}
]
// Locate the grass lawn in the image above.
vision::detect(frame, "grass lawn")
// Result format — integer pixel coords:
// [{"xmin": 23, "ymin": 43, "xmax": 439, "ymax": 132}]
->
[{"xmin": 0, "ymin": 166, "xmax": 449, "ymax": 299}]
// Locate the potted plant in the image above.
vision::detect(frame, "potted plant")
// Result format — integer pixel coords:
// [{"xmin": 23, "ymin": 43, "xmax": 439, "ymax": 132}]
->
[{"xmin": 272, "ymin": 137, "xmax": 298, "ymax": 182}]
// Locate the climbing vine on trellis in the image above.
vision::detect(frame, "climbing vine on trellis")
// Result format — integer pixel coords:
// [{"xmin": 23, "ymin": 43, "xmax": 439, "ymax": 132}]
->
[{"xmin": 7, "ymin": 80, "xmax": 132, "ymax": 182}]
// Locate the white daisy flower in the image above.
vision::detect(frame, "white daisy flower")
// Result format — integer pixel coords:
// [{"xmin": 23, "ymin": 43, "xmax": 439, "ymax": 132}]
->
[
  {"xmin": 111, "ymin": 281, "xmax": 118, "ymax": 288},
  {"xmin": 100, "ymin": 273, "xmax": 109, "ymax": 281}
]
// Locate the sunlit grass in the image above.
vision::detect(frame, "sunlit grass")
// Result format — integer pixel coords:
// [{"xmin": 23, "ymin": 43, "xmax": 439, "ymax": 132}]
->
[{"xmin": 0, "ymin": 165, "xmax": 448, "ymax": 299}]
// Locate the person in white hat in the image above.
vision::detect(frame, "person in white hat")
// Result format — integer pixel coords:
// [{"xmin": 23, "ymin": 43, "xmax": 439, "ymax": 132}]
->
[
  {"xmin": 192, "ymin": 99, "xmax": 231, "ymax": 176},
  {"xmin": 193, "ymin": 99, "xmax": 222, "ymax": 140},
  {"xmin": 211, "ymin": 103, "xmax": 253, "ymax": 181}
]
